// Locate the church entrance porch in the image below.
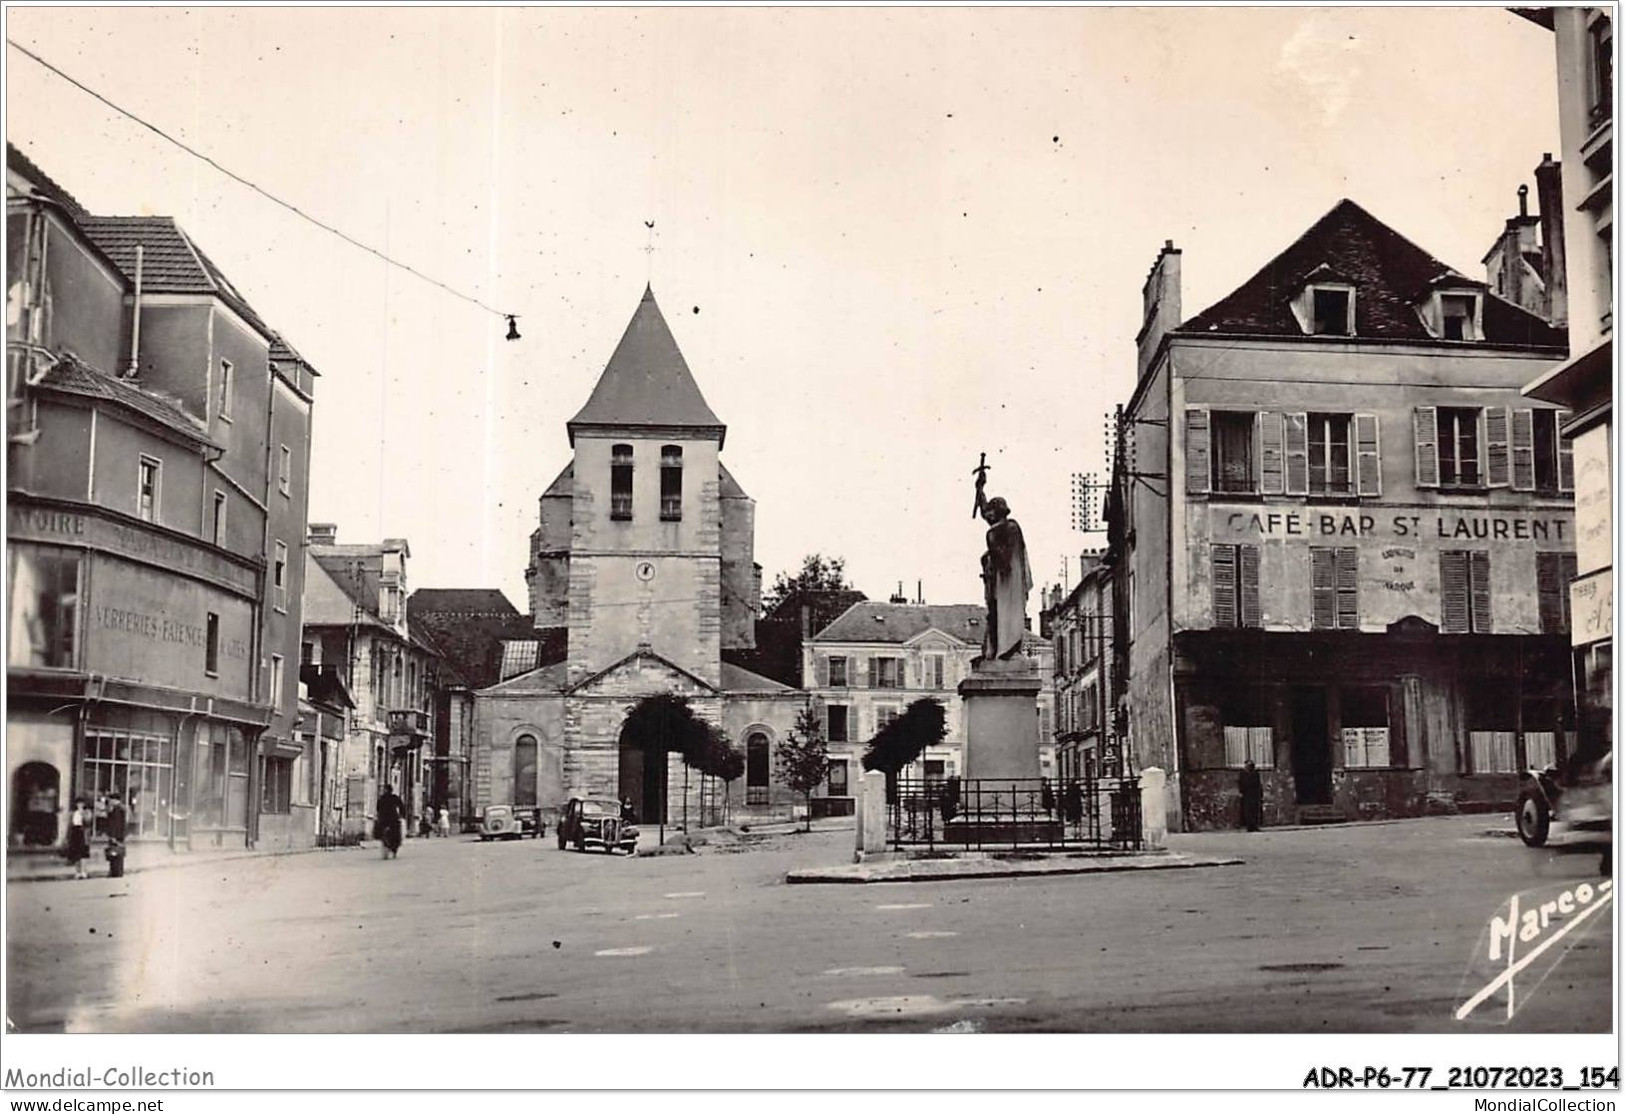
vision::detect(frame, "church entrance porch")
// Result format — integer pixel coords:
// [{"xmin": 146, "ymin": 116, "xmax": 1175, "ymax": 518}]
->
[{"xmin": 617, "ymin": 738, "xmax": 668, "ymax": 826}]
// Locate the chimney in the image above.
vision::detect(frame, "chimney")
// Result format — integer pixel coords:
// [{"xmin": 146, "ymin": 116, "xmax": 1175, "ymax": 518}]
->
[
  {"xmin": 800, "ymin": 603, "xmax": 812, "ymax": 640},
  {"xmin": 889, "ymin": 581, "xmax": 908, "ymax": 605},
  {"xmin": 1136, "ymin": 240, "xmax": 1182, "ymax": 381},
  {"xmin": 308, "ymin": 523, "xmax": 338, "ymax": 546},
  {"xmin": 1535, "ymin": 154, "xmax": 1568, "ymax": 328}
]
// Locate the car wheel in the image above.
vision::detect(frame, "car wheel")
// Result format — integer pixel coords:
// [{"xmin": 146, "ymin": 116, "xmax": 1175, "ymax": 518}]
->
[{"xmin": 1517, "ymin": 789, "xmax": 1550, "ymax": 847}]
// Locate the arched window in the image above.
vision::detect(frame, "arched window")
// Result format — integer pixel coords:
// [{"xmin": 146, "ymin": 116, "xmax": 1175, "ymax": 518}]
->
[
  {"xmin": 660, "ymin": 445, "xmax": 683, "ymax": 521},
  {"xmin": 514, "ymin": 734, "xmax": 538, "ymax": 807},
  {"xmin": 746, "ymin": 732, "xmax": 769, "ymax": 806},
  {"xmin": 611, "ymin": 444, "xmax": 634, "ymax": 521}
]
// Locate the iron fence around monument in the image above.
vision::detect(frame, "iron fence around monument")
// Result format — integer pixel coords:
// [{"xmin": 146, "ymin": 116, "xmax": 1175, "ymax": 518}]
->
[{"xmin": 886, "ymin": 775, "xmax": 1142, "ymax": 852}]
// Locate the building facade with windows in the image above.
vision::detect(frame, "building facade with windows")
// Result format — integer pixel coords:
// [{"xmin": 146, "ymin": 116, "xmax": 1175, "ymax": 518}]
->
[
  {"xmin": 472, "ymin": 287, "xmax": 803, "ymax": 827},
  {"xmin": 803, "ymin": 602, "xmax": 1054, "ymax": 811},
  {"xmin": 1119, "ymin": 203, "xmax": 1574, "ymax": 831},
  {"xmin": 1519, "ymin": 6, "xmax": 1614, "ymax": 774},
  {"xmin": 1042, "ymin": 552, "xmax": 1125, "ymax": 786},
  {"xmin": 301, "ymin": 527, "xmax": 443, "ymax": 838},
  {"xmin": 6, "ymin": 145, "xmax": 315, "ymax": 853}
]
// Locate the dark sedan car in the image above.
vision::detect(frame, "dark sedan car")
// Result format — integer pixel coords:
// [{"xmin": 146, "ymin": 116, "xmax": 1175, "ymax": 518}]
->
[{"xmin": 557, "ymin": 797, "xmax": 638, "ymax": 854}]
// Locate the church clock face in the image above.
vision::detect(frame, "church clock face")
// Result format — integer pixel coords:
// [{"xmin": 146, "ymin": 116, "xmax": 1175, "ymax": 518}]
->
[{"xmin": 635, "ymin": 560, "xmax": 657, "ymax": 582}]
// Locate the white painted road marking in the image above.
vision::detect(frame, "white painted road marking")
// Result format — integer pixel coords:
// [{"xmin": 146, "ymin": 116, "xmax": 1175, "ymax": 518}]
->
[
  {"xmin": 823, "ymin": 966, "xmax": 905, "ymax": 976},
  {"xmin": 876, "ymin": 902, "xmax": 932, "ymax": 910},
  {"xmin": 664, "ymin": 891, "xmax": 706, "ymax": 898},
  {"xmin": 595, "ymin": 946, "xmax": 654, "ymax": 957},
  {"xmin": 906, "ymin": 931, "xmax": 959, "ymax": 939},
  {"xmin": 826, "ymin": 995, "xmax": 1027, "ymax": 1018},
  {"xmin": 635, "ymin": 913, "xmax": 682, "ymax": 921}
]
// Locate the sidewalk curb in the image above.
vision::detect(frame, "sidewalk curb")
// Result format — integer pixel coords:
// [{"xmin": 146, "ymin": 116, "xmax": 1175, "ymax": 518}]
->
[
  {"xmin": 785, "ymin": 852, "xmax": 1244, "ymax": 885},
  {"xmin": 6, "ymin": 841, "xmax": 369, "ymax": 885}
]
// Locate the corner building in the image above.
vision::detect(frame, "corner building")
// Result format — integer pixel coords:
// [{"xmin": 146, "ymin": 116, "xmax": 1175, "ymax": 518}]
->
[{"xmin": 1121, "ymin": 202, "xmax": 1576, "ymax": 830}]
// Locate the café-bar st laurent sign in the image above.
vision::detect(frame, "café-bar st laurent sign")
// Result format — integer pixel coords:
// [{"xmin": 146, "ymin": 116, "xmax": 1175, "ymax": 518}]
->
[{"xmin": 1216, "ymin": 507, "xmax": 1572, "ymax": 544}]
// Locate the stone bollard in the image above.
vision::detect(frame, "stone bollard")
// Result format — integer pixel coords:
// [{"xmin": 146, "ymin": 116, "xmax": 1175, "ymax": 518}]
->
[
  {"xmin": 857, "ymin": 770, "xmax": 889, "ymax": 858},
  {"xmin": 1139, "ymin": 767, "xmax": 1168, "ymax": 851}
]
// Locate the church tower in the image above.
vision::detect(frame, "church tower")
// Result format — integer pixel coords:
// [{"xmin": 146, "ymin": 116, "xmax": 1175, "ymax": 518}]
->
[{"xmin": 533, "ymin": 286, "xmax": 758, "ymax": 689}]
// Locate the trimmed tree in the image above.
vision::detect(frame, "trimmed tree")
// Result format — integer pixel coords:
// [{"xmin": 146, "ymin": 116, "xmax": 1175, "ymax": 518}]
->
[
  {"xmin": 619, "ymin": 693, "xmax": 710, "ymax": 836},
  {"xmin": 861, "ymin": 697, "xmax": 948, "ymax": 802},
  {"xmin": 691, "ymin": 722, "xmax": 742, "ymax": 827},
  {"xmin": 775, "ymin": 705, "xmax": 830, "ymax": 832}
]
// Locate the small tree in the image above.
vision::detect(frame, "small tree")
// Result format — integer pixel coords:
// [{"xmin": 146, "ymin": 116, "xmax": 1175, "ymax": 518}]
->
[
  {"xmin": 775, "ymin": 705, "xmax": 830, "ymax": 832},
  {"xmin": 762, "ymin": 553, "xmax": 851, "ymax": 614},
  {"xmin": 620, "ymin": 693, "xmax": 709, "ymax": 837},
  {"xmin": 862, "ymin": 697, "xmax": 948, "ymax": 802},
  {"xmin": 691, "ymin": 722, "xmax": 741, "ymax": 827}
]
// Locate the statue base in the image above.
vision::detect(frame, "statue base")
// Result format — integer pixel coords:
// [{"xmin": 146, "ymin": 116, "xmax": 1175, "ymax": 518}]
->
[{"xmin": 957, "ymin": 655, "xmax": 1041, "ymax": 781}]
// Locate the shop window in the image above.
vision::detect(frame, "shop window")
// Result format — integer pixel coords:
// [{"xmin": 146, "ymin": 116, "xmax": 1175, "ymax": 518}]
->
[
  {"xmin": 827, "ymin": 704, "xmax": 849, "ymax": 743},
  {"xmin": 196, "ymin": 723, "xmax": 250, "ymax": 830},
  {"xmin": 1310, "ymin": 547, "xmax": 1359, "ymax": 630},
  {"xmin": 1340, "ymin": 687, "xmax": 1391, "ymax": 768},
  {"xmin": 262, "ymin": 757, "xmax": 293, "ymax": 814},
  {"xmin": 7, "ymin": 544, "xmax": 80, "ymax": 670},
  {"xmin": 82, "ymin": 730, "xmax": 173, "ymax": 840},
  {"xmin": 1537, "ymin": 552, "xmax": 1579, "ymax": 634},
  {"xmin": 659, "ymin": 445, "xmax": 683, "ymax": 521},
  {"xmin": 1211, "ymin": 544, "xmax": 1260, "ymax": 628},
  {"xmin": 610, "ymin": 444, "xmax": 634, "ymax": 521},
  {"xmin": 1467, "ymin": 683, "xmax": 1518, "ymax": 774},
  {"xmin": 1221, "ymin": 688, "xmax": 1274, "ymax": 768},
  {"xmin": 1440, "ymin": 550, "xmax": 1492, "ymax": 634},
  {"xmin": 827, "ymin": 759, "xmax": 849, "ymax": 796}
]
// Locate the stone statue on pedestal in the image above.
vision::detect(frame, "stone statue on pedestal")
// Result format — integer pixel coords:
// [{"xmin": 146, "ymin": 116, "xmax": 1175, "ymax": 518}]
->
[{"xmin": 971, "ymin": 455, "xmax": 1033, "ymax": 663}]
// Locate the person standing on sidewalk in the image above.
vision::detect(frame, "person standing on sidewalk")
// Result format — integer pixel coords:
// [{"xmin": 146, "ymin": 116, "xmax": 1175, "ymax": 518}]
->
[
  {"xmin": 64, "ymin": 798, "xmax": 90, "ymax": 879},
  {"xmin": 375, "ymin": 785, "xmax": 406, "ymax": 860},
  {"xmin": 437, "ymin": 805, "xmax": 451, "ymax": 839},
  {"xmin": 103, "ymin": 791, "xmax": 128, "ymax": 878},
  {"xmin": 1238, "ymin": 760, "xmax": 1263, "ymax": 832}
]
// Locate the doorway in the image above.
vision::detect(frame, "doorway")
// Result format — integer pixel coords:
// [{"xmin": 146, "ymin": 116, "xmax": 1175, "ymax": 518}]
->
[
  {"xmin": 746, "ymin": 732, "xmax": 770, "ymax": 806},
  {"xmin": 11, "ymin": 761, "xmax": 60, "ymax": 846},
  {"xmin": 1290, "ymin": 687, "xmax": 1331, "ymax": 805},
  {"xmin": 618, "ymin": 739, "xmax": 666, "ymax": 824}
]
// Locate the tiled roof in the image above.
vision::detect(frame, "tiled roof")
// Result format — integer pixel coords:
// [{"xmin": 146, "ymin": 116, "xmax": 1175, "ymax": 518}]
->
[
  {"xmin": 37, "ymin": 354, "xmax": 217, "ymax": 448},
  {"xmin": 541, "ymin": 463, "xmax": 573, "ymax": 498},
  {"xmin": 1179, "ymin": 199, "xmax": 1567, "ymax": 348},
  {"xmin": 302, "ymin": 556, "xmax": 393, "ymax": 630},
  {"xmin": 814, "ymin": 602, "xmax": 989, "ymax": 645},
  {"xmin": 77, "ymin": 215, "xmax": 275, "ymax": 341},
  {"xmin": 720, "ymin": 661, "xmax": 794, "ymax": 693},
  {"xmin": 409, "ymin": 589, "xmax": 519, "ymax": 616},
  {"xmin": 567, "ymin": 285, "xmax": 726, "ymax": 444},
  {"xmin": 6, "ymin": 143, "xmax": 86, "ymax": 215},
  {"xmin": 407, "ymin": 588, "xmax": 557, "ymax": 689},
  {"xmin": 269, "ymin": 333, "xmax": 319, "ymax": 378},
  {"xmin": 719, "ymin": 461, "xmax": 749, "ymax": 499}
]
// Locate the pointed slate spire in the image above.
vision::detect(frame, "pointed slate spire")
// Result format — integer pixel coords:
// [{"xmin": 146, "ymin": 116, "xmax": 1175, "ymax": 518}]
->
[{"xmin": 567, "ymin": 286, "xmax": 726, "ymax": 446}]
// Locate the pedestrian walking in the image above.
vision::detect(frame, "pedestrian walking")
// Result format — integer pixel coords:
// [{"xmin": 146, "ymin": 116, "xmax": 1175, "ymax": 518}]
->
[
  {"xmin": 437, "ymin": 805, "xmax": 451, "ymax": 838},
  {"xmin": 375, "ymin": 785, "xmax": 406, "ymax": 859},
  {"xmin": 103, "ymin": 791, "xmax": 128, "ymax": 878},
  {"xmin": 64, "ymin": 797, "xmax": 91, "ymax": 879},
  {"xmin": 1238, "ymin": 759, "xmax": 1264, "ymax": 832}
]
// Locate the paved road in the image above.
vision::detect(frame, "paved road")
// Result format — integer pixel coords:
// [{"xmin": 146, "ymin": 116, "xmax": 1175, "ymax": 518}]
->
[{"xmin": 5, "ymin": 816, "xmax": 1611, "ymax": 1033}]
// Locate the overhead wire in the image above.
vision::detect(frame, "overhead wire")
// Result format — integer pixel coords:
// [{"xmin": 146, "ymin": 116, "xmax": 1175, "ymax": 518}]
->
[{"xmin": 6, "ymin": 37, "xmax": 514, "ymax": 321}]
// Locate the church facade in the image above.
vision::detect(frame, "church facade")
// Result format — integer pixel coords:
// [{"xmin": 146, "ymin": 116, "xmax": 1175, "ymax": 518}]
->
[{"xmin": 472, "ymin": 288, "xmax": 804, "ymax": 824}]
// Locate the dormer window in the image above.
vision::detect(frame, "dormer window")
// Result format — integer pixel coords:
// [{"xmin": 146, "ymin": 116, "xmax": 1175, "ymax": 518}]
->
[
  {"xmin": 1310, "ymin": 286, "xmax": 1354, "ymax": 336},
  {"xmin": 1423, "ymin": 289, "xmax": 1483, "ymax": 341}
]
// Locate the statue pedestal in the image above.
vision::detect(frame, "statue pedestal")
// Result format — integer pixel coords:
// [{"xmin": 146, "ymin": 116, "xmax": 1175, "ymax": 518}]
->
[{"xmin": 958, "ymin": 656, "xmax": 1042, "ymax": 780}]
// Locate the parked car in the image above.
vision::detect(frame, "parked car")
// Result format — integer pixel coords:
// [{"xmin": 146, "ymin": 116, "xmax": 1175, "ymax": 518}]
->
[
  {"xmin": 557, "ymin": 797, "xmax": 638, "ymax": 854},
  {"xmin": 1516, "ymin": 751, "xmax": 1612, "ymax": 853},
  {"xmin": 480, "ymin": 805, "xmax": 544, "ymax": 841}
]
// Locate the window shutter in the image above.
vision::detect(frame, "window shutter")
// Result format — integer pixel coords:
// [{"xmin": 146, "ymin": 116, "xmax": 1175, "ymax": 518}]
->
[
  {"xmin": 1257, "ymin": 411, "xmax": 1285, "ymax": 495},
  {"xmin": 1484, "ymin": 406, "xmax": 1511, "ymax": 487},
  {"xmin": 1239, "ymin": 545, "xmax": 1261, "ymax": 628},
  {"xmin": 1440, "ymin": 551, "xmax": 1469, "ymax": 633},
  {"xmin": 1310, "ymin": 547, "xmax": 1336, "ymax": 630},
  {"xmin": 1354, "ymin": 413, "xmax": 1381, "ymax": 496},
  {"xmin": 1557, "ymin": 411, "xmax": 1575, "ymax": 492},
  {"xmin": 1510, "ymin": 409, "xmax": 1536, "ymax": 491},
  {"xmin": 1335, "ymin": 547, "xmax": 1359, "ymax": 629},
  {"xmin": 863, "ymin": 657, "xmax": 873, "ymax": 688},
  {"xmin": 1536, "ymin": 552, "xmax": 1564, "ymax": 634},
  {"xmin": 1185, "ymin": 408, "xmax": 1211, "ymax": 495},
  {"xmin": 818, "ymin": 655, "xmax": 830, "ymax": 687},
  {"xmin": 1562, "ymin": 553, "xmax": 1578, "ymax": 630},
  {"xmin": 1211, "ymin": 545, "xmax": 1237, "ymax": 628},
  {"xmin": 1284, "ymin": 412, "xmax": 1310, "ymax": 495},
  {"xmin": 1414, "ymin": 407, "xmax": 1440, "ymax": 488},
  {"xmin": 1469, "ymin": 550, "xmax": 1492, "ymax": 633}
]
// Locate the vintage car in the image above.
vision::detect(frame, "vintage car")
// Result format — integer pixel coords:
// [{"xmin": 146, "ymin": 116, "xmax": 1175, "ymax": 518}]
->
[
  {"xmin": 479, "ymin": 805, "xmax": 544, "ymax": 841},
  {"xmin": 1516, "ymin": 751, "xmax": 1612, "ymax": 856},
  {"xmin": 557, "ymin": 797, "xmax": 638, "ymax": 854}
]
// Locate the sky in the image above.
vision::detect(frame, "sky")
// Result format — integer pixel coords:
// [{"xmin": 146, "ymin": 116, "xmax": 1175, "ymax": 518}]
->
[{"xmin": 4, "ymin": 6, "xmax": 1562, "ymax": 617}]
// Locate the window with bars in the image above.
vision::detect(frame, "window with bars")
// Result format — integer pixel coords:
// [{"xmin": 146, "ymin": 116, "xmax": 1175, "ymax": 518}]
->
[
  {"xmin": 1310, "ymin": 547, "xmax": 1359, "ymax": 630},
  {"xmin": 1440, "ymin": 550, "xmax": 1492, "ymax": 634},
  {"xmin": 659, "ymin": 445, "xmax": 683, "ymax": 521},
  {"xmin": 1537, "ymin": 551, "xmax": 1579, "ymax": 634},
  {"xmin": 610, "ymin": 444, "xmax": 634, "ymax": 520},
  {"xmin": 1211, "ymin": 544, "xmax": 1261, "ymax": 628},
  {"xmin": 8, "ymin": 544, "xmax": 80, "ymax": 670}
]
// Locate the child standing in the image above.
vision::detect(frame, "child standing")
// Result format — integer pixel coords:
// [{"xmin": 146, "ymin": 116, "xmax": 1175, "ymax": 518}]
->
[{"xmin": 64, "ymin": 798, "xmax": 90, "ymax": 879}]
